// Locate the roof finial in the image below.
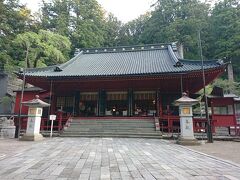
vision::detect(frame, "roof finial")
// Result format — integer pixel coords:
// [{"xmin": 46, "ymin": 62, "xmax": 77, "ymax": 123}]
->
[
  {"xmin": 35, "ymin": 95, "xmax": 39, "ymax": 99},
  {"xmin": 171, "ymin": 42, "xmax": 177, "ymax": 51}
]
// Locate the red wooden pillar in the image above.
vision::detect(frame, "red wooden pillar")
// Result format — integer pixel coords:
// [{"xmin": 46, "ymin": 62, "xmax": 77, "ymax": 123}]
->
[
  {"xmin": 156, "ymin": 90, "xmax": 160, "ymax": 117},
  {"xmin": 51, "ymin": 94, "xmax": 57, "ymax": 115},
  {"xmin": 57, "ymin": 110, "xmax": 63, "ymax": 132},
  {"xmin": 210, "ymin": 99, "xmax": 215, "ymax": 133},
  {"xmin": 159, "ymin": 95, "xmax": 162, "ymax": 117},
  {"xmin": 232, "ymin": 99, "xmax": 237, "ymax": 135}
]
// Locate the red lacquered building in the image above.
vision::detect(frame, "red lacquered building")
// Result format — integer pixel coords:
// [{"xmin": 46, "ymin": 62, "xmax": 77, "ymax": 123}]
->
[{"xmin": 15, "ymin": 44, "xmax": 228, "ymax": 135}]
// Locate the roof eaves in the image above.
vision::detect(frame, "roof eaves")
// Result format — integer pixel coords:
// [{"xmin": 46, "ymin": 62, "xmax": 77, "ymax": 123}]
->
[
  {"xmin": 43, "ymin": 71, "xmax": 192, "ymax": 80},
  {"xmin": 179, "ymin": 58, "xmax": 225, "ymax": 65}
]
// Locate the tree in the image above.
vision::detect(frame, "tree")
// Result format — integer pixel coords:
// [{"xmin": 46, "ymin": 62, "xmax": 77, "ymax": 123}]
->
[
  {"xmin": 0, "ymin": 96, "xmax": 13, "ymax": 113},
  {"xmin": 0, "ymin": 0, "xmax": 32, "ymax": 72},
  {"xmin": 40, "ymin": 0, "xmax": 106, "ymax": 49},
  {"xmin": 213, "ymin": 79, "xmax": 240, "ymax": 95},
  {"xmin": 117, "ymin": 13, "xmax": 150, "ymax": 46},
  {"xmin": 14, "ymin": 30, "xmax": 71, "ymax": 68},
  {"xmin": 103, "ymin": 13, "xmax": 122, "ymax": 47},
  {"xmin": 209, "ymin": 0, "xmax": 240, "ymax": 80},
  {"xmin": 140, "ymin": 0, "xmax": 211, "ymax": 59},
  {"xmin": 41, "ymin": 0, "xmax": 71, "ymax": 36}
]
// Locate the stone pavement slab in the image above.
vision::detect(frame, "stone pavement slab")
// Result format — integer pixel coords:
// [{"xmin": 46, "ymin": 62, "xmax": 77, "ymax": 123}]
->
[{"xmin": 0, "ymin": 138, "xmax": 239, "ymax": 179}]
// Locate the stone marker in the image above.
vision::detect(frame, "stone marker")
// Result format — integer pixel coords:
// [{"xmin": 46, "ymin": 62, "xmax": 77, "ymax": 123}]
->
[
  {"xmin": 175, "ymin": 93, "xmax": 200, "ymax": 145},
  {"xmin": 20, "ymin": 95, "xmax": 50, "ymax": 141}
]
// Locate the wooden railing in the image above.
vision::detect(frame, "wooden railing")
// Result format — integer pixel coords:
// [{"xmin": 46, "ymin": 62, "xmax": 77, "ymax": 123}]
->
[
  {"xmin": 159, "ymin": 115, "xmax": 180, "ymax": 133},
  {"xmin": 15, "ymin": 114, "xmax": 240, "ymax": 136},
  {"xmin": 159, "ymin": 115, "xmax": 211, "ymax": 134},
  {"xmin": 18, "ymin": 113, "xmax": 72, "ymax": 132},
  {"xmin": 192, "ymin": 117, "xmax": 208, "ymax": 133},
  {"xmin": 158, "ymin": 115, "xmax": 240, "ymax": 136}
]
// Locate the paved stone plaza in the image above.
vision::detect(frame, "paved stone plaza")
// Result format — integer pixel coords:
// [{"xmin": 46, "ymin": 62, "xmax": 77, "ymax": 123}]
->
[{"xmin": 0, "ymin": 138, "xmax": 240, "ymax": 180}]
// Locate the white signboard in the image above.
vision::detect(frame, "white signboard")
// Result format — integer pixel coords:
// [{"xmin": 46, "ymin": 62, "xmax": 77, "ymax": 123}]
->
[{"xmin": 49, "ymin": 115, "xmax": 56, "ymax": 121}]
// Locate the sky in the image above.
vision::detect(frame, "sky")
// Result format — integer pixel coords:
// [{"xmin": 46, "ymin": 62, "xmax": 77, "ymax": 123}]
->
[{"xmin": 20, "ymin": 0, "xmax": 155, "ymax": 23}]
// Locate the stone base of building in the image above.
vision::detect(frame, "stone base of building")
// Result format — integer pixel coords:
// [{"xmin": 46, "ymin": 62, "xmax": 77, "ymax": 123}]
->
[
  {"xmin": 20, "ymin": 134, "xmax": 44, "ymax": 141},
  {"xmin": 176, "ymin": 137, "xmax": 200, "ymax": 146}
]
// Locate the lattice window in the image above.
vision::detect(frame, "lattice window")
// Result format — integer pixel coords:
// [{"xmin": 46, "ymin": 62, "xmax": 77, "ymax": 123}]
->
[
  {"xmin": 80, "ymin": 92, "xmax": 98, "ymax": 101},
  {"xmin": 235, "ymin": 103, "xmax": 240, "ymax": 114},
  {"xmin": 134, "ymin": 91, "xmax": 156, "ymax": 100},
  {"xmin": 56, "ymin": 96, "xmax": 74, "ymax": 108},
  {"xmin": 56, "ymin": 97, "xmax": 65, "ymax": 108},
  {"xmin": 65, "ymin": 97, "xmax": 74, "ymax": 107},
  {"xmin": 107, "ymin": 92, "xmax": 127, "ymax": 100}
]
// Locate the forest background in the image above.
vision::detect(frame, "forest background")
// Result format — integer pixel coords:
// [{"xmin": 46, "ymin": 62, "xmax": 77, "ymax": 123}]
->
[{"xmin": 0, "ymin": 0, "xmax": 239, "ymax": 93}]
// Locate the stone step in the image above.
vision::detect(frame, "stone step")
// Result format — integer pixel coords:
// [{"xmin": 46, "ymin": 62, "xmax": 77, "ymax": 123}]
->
[
  {"xmin": 71, "ymin": 120, "xmax": 154, "ymax": 123},
  {"xmin": 64, "ymin": 131, "xmax": 162, "ymax": 136},
  {"xmin": 60, "ymin": 134, "xmax": 162, "ymax": 139},
  {"xmin": 61, "ymin": 131, "xmax": 161, "ymax": 136},
  {"xmin": 215, "ymin": 127, "xmax": 230, "ymax": 136},
  {"xmin": 61, "ymin": 118, "xmax": 157, "ymax": 138},
  {"xmin": 70, "ymin": 120, "xmax": 154, "ymax": 124},
  {"xmin": 72, "ymin": 118, "xmax": 153, "ymax": 121},
  {"xmin": 65, "ymin": 126, "xmax": 155, "ymax": 130},
  {"xmin": 70, "ymin": 121, "xmax": 154, "ymax": 124},
  {"xmin": 66, "ymin": 123, "xmax": 155, "ymax": 128},
  {"xmin": 65, "ymin": 129, "xmax": 156, "ymax": 133}
]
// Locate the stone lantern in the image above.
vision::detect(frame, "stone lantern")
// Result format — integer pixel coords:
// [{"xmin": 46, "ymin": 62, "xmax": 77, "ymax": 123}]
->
[
  {"xmin": 20, "ymin": 95, "xmax": 50, "ymax": 141},
  {"xmin": 175, "ymin": 93, "xmax": 200, "ymax": 145}
]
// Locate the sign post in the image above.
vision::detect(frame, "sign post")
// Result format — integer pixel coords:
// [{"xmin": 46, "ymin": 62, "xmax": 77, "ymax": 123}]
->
[{"xmin": 49, "ymin": 115, "xmax": 56, "ymax": 138}]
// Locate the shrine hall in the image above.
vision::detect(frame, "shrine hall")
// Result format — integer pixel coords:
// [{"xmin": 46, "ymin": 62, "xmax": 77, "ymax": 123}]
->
[{"xmin": 16, "ymin": 43, "xmax": 226, "ymax": 119}]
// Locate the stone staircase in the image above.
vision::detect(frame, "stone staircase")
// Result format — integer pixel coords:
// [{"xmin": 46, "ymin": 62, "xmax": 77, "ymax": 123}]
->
[
  {"xmin": 60, "ymin": 118, "xmax": 162, "ymax": 138},
  {"xmin": 215, "ymin": 127, "xmax": 230, "ymax": 136}
]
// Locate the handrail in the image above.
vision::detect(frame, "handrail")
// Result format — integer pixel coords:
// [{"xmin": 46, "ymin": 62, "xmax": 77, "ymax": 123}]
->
[{"xmin": 62, "ymin": 114, "xmax": 73, "ymax": 130}]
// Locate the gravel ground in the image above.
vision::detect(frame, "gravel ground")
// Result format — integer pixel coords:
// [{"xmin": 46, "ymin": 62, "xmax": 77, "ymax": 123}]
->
[{"xmin": 186, "ymin": 140, "xmax": 240, "ymax": 165}]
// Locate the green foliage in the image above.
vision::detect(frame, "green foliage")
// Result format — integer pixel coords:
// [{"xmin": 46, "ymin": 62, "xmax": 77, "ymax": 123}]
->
[
  {"xmin": 41, "ymin": 0, "xmax": 106, "ymax": 49},
  {"xmin": 0, "ymin": 96, "xmax": 13, "ymax": 113},
  {"xmin": 213, "ymin": 79, "xmax": 240, "ymax": 95},
  {"xmin": 209, "ymin": 0, "xmax": 240, "ymax": 81},
  {"xmin": 117, "ymin": 13, "xmax": 150, "ymax": 46},
  {"xmin": 0, "ymin": 0, "xmax": 33, "ymax": 72},
  {"xmin": 41, "ymin": 0, "xmax": 70, "ymax": 36},
  {"xmin": 0, "ymin": 0, "xmax": 240, "ymax": 84},
  {"xmin": 14, "ymin": 30, "xmax": 71, "ymax": 68},
  {"xmin": 0, "ymin": 96, "xmax": 12, "ymax": 106},
  {"xmin": 103, "ymin": 13, "xmax": 122, "ymax": 47},
  {"xmin": 139, "ymin": 0, "xmax": 211, "ymax": 59}
]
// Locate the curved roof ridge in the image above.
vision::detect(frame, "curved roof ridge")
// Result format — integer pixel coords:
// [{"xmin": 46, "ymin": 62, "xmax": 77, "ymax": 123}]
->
[
  {"xmin": 58, "ymin": 51, "xmax": 83, "ymax": 70},
  {"xmin": 167, "ymin": 45, "xmax": 179, "ymax": 64},
  {"xmin": 82, "ymin": 43, "xmax": 172, "ymax": 50},
  {"xmin": 81, "ymin": 44, "xmax": 170, "ymax": 54}
]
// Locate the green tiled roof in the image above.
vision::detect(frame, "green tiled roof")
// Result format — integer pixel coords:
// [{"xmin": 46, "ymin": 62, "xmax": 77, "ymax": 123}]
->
[{"xmin": 21, "ymin": 44, "xmax": 225, "ymax": 78}]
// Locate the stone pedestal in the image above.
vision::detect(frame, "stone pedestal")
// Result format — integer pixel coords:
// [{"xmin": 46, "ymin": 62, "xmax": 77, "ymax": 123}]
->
[
  {"xmin": 20, "ymin": 107, "xmax": 44, "ymax": 141},
  {"xmin": 0, "ymin": 117, "xmax": 16, "ymax": 138},
  {"xmin": 176, "ymin": 93, "xmax": 200, "ymax": 146}
]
